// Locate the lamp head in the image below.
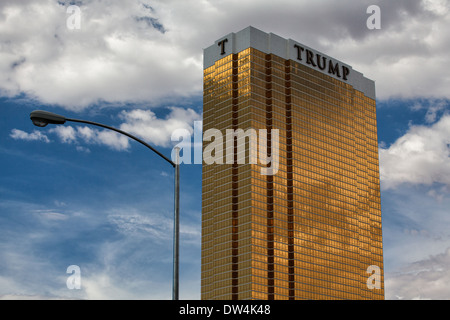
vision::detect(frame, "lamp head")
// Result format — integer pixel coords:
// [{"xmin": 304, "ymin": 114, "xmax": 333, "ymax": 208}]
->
[{"xmin": 30, "ymin": 110, "xmax": 66, "ymax": 127}]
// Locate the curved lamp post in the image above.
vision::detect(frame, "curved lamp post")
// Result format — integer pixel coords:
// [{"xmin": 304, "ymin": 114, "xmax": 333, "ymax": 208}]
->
[{"xmin": 30, "ymin": 110, "xmax": 180, "ymax": 300}]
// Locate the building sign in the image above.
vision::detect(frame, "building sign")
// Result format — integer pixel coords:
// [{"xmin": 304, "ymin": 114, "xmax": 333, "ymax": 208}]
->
[
  {"xmin": 293, "ymin": 44, "xmax": 350, "ymax": 81},
  {"xmin": 217, "ymin": 37, "xmax": 350, "ymax": 81}
]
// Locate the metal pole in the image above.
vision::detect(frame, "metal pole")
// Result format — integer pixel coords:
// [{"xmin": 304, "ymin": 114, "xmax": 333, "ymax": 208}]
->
[
  {"xmin": 173, "ymin": 147, "xmax": 180, "ymax": 300},
  {"xmin": 68, "ymin": 117, "xmax": 180, "ymax": 300},
  {"xmin": 30, "ymin": 111, "xmax": 181, "ymax": 300},
  {"xmin": 66, "ymin": 118, "xmax": 175, "ymax": 167}
]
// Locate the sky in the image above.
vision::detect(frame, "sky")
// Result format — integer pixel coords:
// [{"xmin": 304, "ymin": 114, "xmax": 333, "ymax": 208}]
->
[{"xmin": 0, "ymin": 0, "xmax": 449, "ymax": 300}]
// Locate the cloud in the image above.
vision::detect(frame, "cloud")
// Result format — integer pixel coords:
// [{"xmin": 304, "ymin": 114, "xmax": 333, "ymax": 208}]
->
[
  {"xmin": 379, "ymin": 112, "xmax": 450, "ymax": 189},
  {"xmin": 108, "ymin": 212, "xmax": 172, "ymax": 241},
  {"xmin": 49, "ymin": 125, "xmax": 130, "ymax": 151},
  {"xmin": 386, "ymin": 247, "xmax": 450, "ymax": 299},
  {"xmin": 9, "ymin": 129, "xmax": 50, "ymax": 143},
  {"xmin": 382, "ymin": 184, "xmax": 450, "ymax": 263},
  {"xmin": 119, "ymin": 107, "xmax": 202, "ymax": 148},
  {"xmin": 323, "ymin": 0, "xmax": 450, "ymax": 100},
  {"xmin": 0, "ymin": 0, "xmax": 448, "ymax": 109},
  {"xmin": 107, "ymin": 207, "xmax": 201, "ymax": 245},
  {"xmin": 11, "ymin": 106, "xmax": 201, "ymax": 151},
  {"xmin": 0, "ymin": 198, "xmax": 179, "ymax": 300},
  {"xmin": 49, "ymin": 126, "xmax": 77, "ymax": 144},
  {"xmin": 0, "ymin": 0, "xmax": 202, "ymax": 109},
  {"xmin": 411, "ymin": 99, "xmax": 448, "ymax": 123},
  {"xmin": 33, "ymin": 209, "xmax": 68, "ymax": 221}
]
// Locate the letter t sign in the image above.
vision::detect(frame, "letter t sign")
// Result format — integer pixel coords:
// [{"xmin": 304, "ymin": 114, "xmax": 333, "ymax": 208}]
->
[{"xmin": 218, "ymin": 39, "xmax": 228, "ymax": 55}]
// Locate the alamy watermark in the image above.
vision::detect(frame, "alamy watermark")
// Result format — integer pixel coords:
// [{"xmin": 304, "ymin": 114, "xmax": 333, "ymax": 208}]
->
[
  {"xmin": 366, "ymin": 5, "xmax": 381, "ymax": 30},
  {"xmin": 171, "ymin": 122, "xmax": 279, "ymax": 175},
  {"xmin": 366, "ymin": 265, "xmax": 382, "ymax": 289},
  {"xmin": 66, "ymin": 5, "xmax": 81, "ymax": 30},
  {"xmin": 66, "ymin": 265, "xmax": 81, "ymax": 289},
  {"xmin": 64, "ymin": 4, "xmax": 380, "ymax": 32}
]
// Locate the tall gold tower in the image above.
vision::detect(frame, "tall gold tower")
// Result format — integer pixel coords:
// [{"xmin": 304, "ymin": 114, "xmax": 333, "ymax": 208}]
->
[{"xmin": 201, "ymin": 27, "xmax": 384, "ymax": 300}]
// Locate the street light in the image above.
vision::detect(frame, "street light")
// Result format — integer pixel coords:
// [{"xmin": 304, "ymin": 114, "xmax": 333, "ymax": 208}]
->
[{"xmin": 30, "ymin": 110, "xmax": 181, "ymax": 300}]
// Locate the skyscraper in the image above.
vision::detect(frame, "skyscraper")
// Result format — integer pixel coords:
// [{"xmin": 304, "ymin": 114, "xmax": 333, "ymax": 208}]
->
[{"xmin": 201, "ymin": 26, "xmax": 384, "ymax": 300}]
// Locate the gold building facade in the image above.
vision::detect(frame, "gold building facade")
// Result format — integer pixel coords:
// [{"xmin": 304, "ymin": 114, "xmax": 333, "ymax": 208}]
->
[{"xmin": 201, "ymin": 27, "xmax": 384, "ymax": 300}]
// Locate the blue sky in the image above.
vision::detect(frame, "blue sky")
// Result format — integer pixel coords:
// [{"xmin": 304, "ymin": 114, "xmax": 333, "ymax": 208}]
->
[
  {"xmin": 1, "ymin": 0, "xmax": 450, "ymax": 300},
  {"xmin": 1, "ymin": 100, "xmax": 203, "ymax": 299}
]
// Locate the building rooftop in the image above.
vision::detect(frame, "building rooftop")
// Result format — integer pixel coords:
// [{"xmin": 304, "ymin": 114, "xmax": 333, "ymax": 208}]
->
[{"xmin": 203, "ymin": 26, "xmax": 376, "ymax": 99}]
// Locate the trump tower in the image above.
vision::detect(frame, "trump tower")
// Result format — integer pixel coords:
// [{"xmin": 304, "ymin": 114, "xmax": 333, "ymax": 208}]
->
[{"xmin": 201, "ymin": 26, "xmax": 384, "ymax": 300}]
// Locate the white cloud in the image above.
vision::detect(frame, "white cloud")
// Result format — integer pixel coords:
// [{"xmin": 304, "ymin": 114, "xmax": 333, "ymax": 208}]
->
[
  {"xmin": 94, "ymin": 129, "xmax": 130, "ymax": 151},
  {"xmin": 108, "ymin": 212, "xmax": 172, "ymax": 241},
  {"xmin": 49, "ymin": 126, "xmax": 76, "ymax": 144},
  {"xmin": 379, "ymin": 109, "xmax": 450, "ymax": 301},
  {"xmin": 119, "ymin": 107, "xmax": 202, "ymax": 148},
  {"xmin": 9, "ymin": 129, "xmax": 50, "ymax": 143},
  {"xmin": 386, "ymin": 247, "xmax": 450, "ymax": 299},
  {"xmin": 379, "ymin": 113, "xmax": 450, "ymax": 189},
  {"xmin": 50, "ymin": 125, "xmax": 130, "ymax": 151},
  {"xmin": 11, "ymin": 107, "xmax": 201, "ymax": 151},
  {"xmin": 326, "ymin": 0, "xmax": 450, "ymax": 100},
  {"xmin": 33, "ymin": 209, "xmax": 68, "ymax": 221},
  {"xmin": 0, "ymin": 0, "xmax": 202, "ymax": 109},
  {"xmin": 411, "ymin": 99, "xmax": 448, "ymax": 123},
  {"xmin": 107, "ymin": 207, "xmax": 201, "ymax": 244},
  {"xmin": 0, "ymin": 198, "xmax": 178, "ymax": 300},
  {"xmin": 76, "ymin": 145, "xmax": 91, "ymax": 153},
  {"xmin": 0, "ymin": 0, "xmax": 449, "ymax": 109}
]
